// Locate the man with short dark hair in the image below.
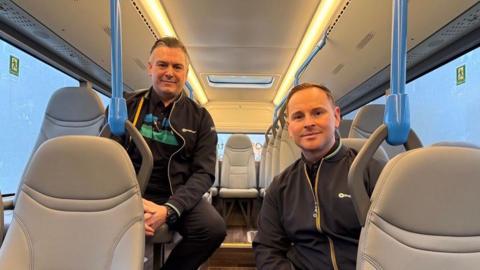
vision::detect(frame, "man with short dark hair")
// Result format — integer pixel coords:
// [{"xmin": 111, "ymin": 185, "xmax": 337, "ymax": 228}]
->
[
  {"xmin": 253, "ymin": 83, "xmax": 384, "ymax": 270},
  {"xmin": 116, "ymin": 37, "xmax": 226, "ymax": 269}
]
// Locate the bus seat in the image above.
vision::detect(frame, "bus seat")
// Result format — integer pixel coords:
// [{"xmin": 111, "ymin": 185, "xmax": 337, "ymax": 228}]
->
[
  {"xmin": 2, "ymin": 86, "xmax": 105, "ymax": 246},
  {"xmin": 270, "ymin": 126, "xmax": 282, "ymax": 181},
  {"xmin": 210, "ymin": 159, "xmax": 220, "ymax": 197},
  {"xmin": 338, "ymin": 119, "xmax": 353, "ymax": 138},
  {"xmin": 357, "ymin": 145, "xmax": 480, "ymax": 269},
  {"xmin": 341, "ymin": 138, "xmax": 389, "ymax": 165},
  {"xmin": 348, "ymin": 104, "xmax": 404, "ymax": 158},
  {"xmin": 0, "ymin": 136, "xmax": 144, "ymax": 270},
  {"xmin": 219, "ymin": 134, "xmax": 258, "ymax": 227},
  {"xmin": 278, "ymin": 128, "xmax": 301, "ymax": 173},
  {"xmin": 259, "ymin": 137, "xmax": 274, "ymax": 197},
  {"xmin": 257, "ymin": 141, "xmax": 268, "ymax": 196}
]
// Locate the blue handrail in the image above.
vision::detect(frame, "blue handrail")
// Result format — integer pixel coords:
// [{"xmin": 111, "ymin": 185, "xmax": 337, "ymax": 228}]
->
[
  {"xmin": 384, "ymin": 0, "xmax": 410, "ymax": 145},
  {"xmin": 108, "ymin": 0, "xmax": 127, "ymax": 136},
  {"xmin": 294, "ymin": 33, "xmax": 327, "ymax": 87}
]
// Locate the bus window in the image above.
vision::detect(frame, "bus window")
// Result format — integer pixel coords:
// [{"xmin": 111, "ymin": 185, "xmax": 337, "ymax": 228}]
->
[
  {"xmin": 0, "ymin": 39, "xmax": 79, "ymax": 195},
  {"xmin": 406, "ymin": 46, "xmax": 480, "ymax": 146},
  {"xmin": 343, "ymin": 95, "xmax": 386, "ymax": 120},
  {"xmin": 94, "ymin": 90, "xmax": 111, "ymax": 108}
]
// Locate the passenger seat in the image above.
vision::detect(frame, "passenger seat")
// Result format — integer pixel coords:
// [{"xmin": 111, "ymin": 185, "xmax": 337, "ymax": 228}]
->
[
  {"xmin": 1, "ymin": 86, "xmax": 105, "ymax": 245},
  {"xmin": 349, "ymin": 104, "xmax": 404, "ymax": 158},
  {"xmin": 0, "ymin": 136, "xmax": 144, "ymax": 269},
  {"xmin": 219, "ymin": 134, "xmax": 258, "ymax": 227}
]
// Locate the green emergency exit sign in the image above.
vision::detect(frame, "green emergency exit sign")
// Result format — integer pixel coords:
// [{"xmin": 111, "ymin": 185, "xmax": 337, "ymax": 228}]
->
[
  {"xmin": 9, "ymin": 55, "xmax": 19, "ymax": 76},
  {"xmin": 456, "ymin": 65, "xmax": 465, "ymax": 85}
]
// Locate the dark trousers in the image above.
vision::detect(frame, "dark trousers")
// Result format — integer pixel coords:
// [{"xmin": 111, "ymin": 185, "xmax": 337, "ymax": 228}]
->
[{"xmin": 161, "ymin": 199, "xmax": 226, "ymax": 270}]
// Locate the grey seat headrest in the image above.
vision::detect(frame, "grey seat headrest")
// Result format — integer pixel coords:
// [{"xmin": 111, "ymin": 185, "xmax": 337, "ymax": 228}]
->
[
  {"xmin": 226, "ymin": 134, "xmax": 253, "ymax": 150},
  {"xmin": 24, "ymin": 136, "xmax": 138, "ymax": 202},
  {"xmin": 372, "ymin": 146, "xmax": 480, "ymax": 236},
  {"xmin": 349, "ymin": 104, "xmax": 384, "ymax": 137},
  {"xmin": 46, "ymin": 87, "xmax": 105, "ymax": 121}
]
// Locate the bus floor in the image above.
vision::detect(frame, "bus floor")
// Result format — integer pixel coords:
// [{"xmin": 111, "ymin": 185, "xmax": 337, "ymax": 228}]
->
[{"xmin": 200, "ymin": 198, "xmax": 260, "ymax": 269}]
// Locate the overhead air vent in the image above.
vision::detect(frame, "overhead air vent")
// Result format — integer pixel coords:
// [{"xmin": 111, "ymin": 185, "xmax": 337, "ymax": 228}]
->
[
  {"xmin": 356, "ymin": 32, "xmax": 375, "ymax": 50},
  {"xmin": 207, "ymin": 75, "xmax": 274, "ymax": 89},
  {"xmin": 134, "ymin": 58, "xmax": 146, "ymax": 70},
  {"xmin": 332, "ymin": 64, "xmax": 344, "ymax": 75}
]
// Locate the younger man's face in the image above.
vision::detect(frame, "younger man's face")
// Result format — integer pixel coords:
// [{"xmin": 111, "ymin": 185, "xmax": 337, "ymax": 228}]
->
[{"xmin": 287, "ymin": 87, "xmax": 340, "ymax": 161}]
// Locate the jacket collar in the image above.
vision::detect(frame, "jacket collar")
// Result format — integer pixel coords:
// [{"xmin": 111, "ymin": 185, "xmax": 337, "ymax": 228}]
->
[{"xmin": 301, "ymin": 135, "xmax": 347, "ymax": 168}]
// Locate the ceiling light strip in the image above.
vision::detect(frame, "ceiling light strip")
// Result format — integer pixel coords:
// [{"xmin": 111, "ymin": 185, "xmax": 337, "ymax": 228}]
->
[
  {"xmin": 273, "ymin": 0, "xmax": 345, "ymax": 106},
  {"xmin": 136, "ymin": 0, "xmax": 208, "ymax": 104}
]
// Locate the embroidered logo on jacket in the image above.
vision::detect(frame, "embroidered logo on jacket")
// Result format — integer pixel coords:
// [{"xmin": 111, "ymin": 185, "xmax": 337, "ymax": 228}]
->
[{"xmin": 338, "ymin": 193, "xmax": 352, "ymax": 199}]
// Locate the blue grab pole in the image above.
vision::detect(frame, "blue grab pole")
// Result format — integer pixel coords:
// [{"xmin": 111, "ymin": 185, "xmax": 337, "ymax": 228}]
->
[
  {"xmin": 108, "ymin": 0, "xmax": 127, "ymax": 136},
  {"xmin": 385, "ymin": 0, "xmax": 410, "ymax": 145}
]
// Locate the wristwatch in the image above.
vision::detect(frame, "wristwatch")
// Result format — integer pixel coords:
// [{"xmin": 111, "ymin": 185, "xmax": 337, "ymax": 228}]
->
[{"xmin": 165, "ymin": 205, "xmax": 179, "ymax": 229}]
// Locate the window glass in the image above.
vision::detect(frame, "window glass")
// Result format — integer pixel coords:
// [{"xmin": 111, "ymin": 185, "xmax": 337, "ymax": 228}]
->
[
  {"xmin": 217, "ymin": 133, "xmax": 265, "ymax": 161},
  {"xmin": 406, "ymin": 46, "xmax": 480, "ymax": 145},
  {"xmin": 342, "ymin": 95, "xmax": 386, "ymax": 120},
  {"xmin": 95, "ymin": 90, "xmax": 110, "ymax": 108},
  {"xmin": 341, "ymin": 46, "xmax": 480, "ymax": 146},
  {"xmin": 0, "ymin": 39, "xmax": 78, "ymax": 194}
]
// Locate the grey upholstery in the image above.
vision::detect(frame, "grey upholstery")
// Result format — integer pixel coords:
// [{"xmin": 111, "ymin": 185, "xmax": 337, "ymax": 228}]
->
[
  {"xmin": 209, "ymin": 159, "xmax": 220, "ymax": 197},
  {"xmin": 357, "ymin": 146, "xmax": 480, "ymax": 270},
  {"xmin": 278, "ymin": 128, "xmax": 301, "ymax": 173},
  {"xmin": 2, "ymin": 86, "xmax": 105, "ymax": 246},
  {"xmin": 348, "ymin": 104, "xmax": 404, "ymax": 158},
  {"xmin": 338, "ymin": 119, "xmax": 353, "ymax": 138},
  {"xmin": 341, "ymin": 138, "xmax": 389, "ymax": 165},
  {"xmin": 32, "ymin": 86, "xmax": 105, "ymax": 151},
  {"xmin": 260, "ymin": 137, "xmax": 274, "ymax": 197},
  {"xmin": 258, "ymin": 141, "xmax": 268, "ymax": 193},
  {"xmin": 0, "ymin": 136, "xmax": 144, "ymax": 270},
  {"xmin": 219, "ymin": 134, "xmax": 258, "ymax": 198},
  {"xmin": 270, "ymin": 126, "xmax": 282, "ymax": 180}
]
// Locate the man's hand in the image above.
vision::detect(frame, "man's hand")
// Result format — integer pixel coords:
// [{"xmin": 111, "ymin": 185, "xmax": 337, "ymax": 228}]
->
[{"xmin": 143, "ymin": 199, "xmax": 168, "ymax": 236}]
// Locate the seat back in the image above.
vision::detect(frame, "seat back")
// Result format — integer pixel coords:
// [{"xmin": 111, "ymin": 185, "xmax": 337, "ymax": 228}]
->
[
  {"xmin": 260, "ymin": 137, "xmax": 275, "ymax": 196},
  {"xmin": 221, "ymin": 134, "xmax": 256, "ymax": 189},
  {"xmin": 357, "ymin": 145, "xmax": 480, "ymax": 269},
  {"xmin": 278, "ymin": 128, "xmax": 301, "ymax": 172},
  {"xmin": 341, "ymin": 138, "xmax": 389, "ymax": 165},
  {"xmin": 32, "ymin": 86, "xmax": 105, "ymax": 151},
  {"xmin": 258, "ymin": 140, "xmax": 268, "ymax": 190},
  {"xmin": 15, "ymin": 86, "xmax": 105, "ymax": 202},
  {"xmin": 270, "ymin": 127, "xmax": 282, "ymax": 179},
  {"xmin": 0, "ymin": 136, "xmax": 144, "ymax": 270},
  {"xmin": 348, "ymin": 104, "xmax": 404, "ymax": 158},
  {"xmin": 338, "ymin": 119, "xmax": 353, "ymax": 138}
]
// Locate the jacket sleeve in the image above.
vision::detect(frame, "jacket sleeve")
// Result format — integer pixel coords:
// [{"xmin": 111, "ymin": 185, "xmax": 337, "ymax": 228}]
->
[
  {"xmin": 166, "ymin": 109, "xmax": 217, "ymax": 214},
  {"xmin": 253, "ymin": 179, "xmax": 295, "ymax": 270}
]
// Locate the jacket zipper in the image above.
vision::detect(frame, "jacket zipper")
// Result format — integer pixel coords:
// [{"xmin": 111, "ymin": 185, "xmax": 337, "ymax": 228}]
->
[
  {"xmin": 303, "ymin": 160, "xmax": 339, "ymax": 270},
  {"xmin": 166, "ymin": 94, "xmax": 186, "ymax": 196},
  {"xmin": 303, "ymin": 161, "xmax": 323, "ymax": 232}
]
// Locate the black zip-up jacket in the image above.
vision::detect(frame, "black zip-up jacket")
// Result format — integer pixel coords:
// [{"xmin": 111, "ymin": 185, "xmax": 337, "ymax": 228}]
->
[
  {"xmin": 253, "ymin": 141, "xmax": 384, "ymax": 270},
  {"xmin": 114, "ymin": 88, "xmax": 217, "ymax": 216}
]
